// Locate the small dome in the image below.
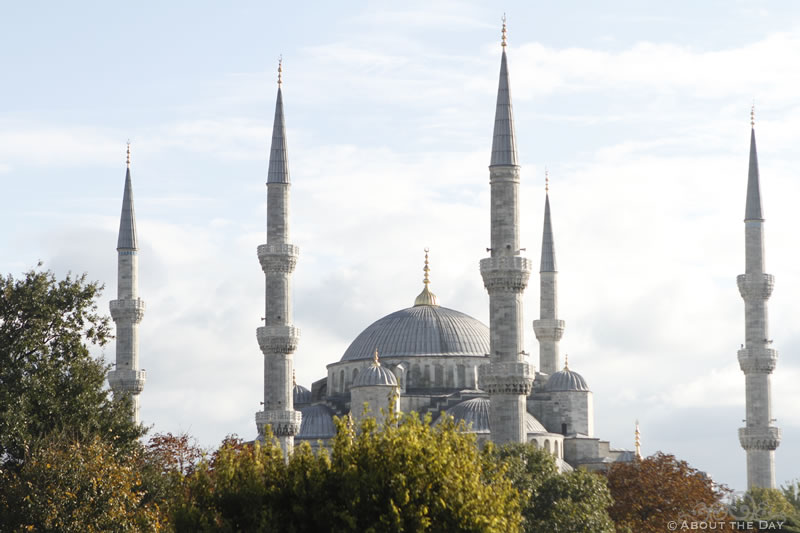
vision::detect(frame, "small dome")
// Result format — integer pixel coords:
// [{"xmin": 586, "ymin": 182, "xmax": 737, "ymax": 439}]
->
[
  {"xmin": 547, "ymin": 368, "xmax": 590, "ymax": 392},
  {"xmin": 297, "ymin": 404, "xmax": 336, "ymax": 440},
  {"xmin": 293, "ymin": 383, "xmax": 311, "ymax": 405},
  {"xmin": 439, "ymin": 397, "xmax": 546, "ymax": 434},
  {"xmin": 352, "ymin": 357, "xmax": 398, "ymax": 388}
]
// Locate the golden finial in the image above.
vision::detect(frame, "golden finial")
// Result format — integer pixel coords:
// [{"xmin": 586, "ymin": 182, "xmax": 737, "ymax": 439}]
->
[
  {"xmin": 635, "ymin": 420, "xmax": 642, "ymax": 460},
  {"xmin": 750, "ymin": 102, "xmax": 755, "ymax": 128},
  {"xmin": 545, "ymin": 167, "xmax": 549, "ymax": 193},
  {"xmin": 564, "ymin": 353, "xmax": 569, "ymax": 371},
  {"xmin": 126, "ymin": 141, "xmax": 131, "ymax": 168},
  {"xmin": 293, "ymin": 368, "xmax": 296, "ymax": 387},
  {"xmin": 414, "ymin": 248, "xmax": 440, "ymax": 306},
  {"xmin": 277, "ymin": 55, "xmax": 283, "ymax": 87},
  {"xmin": 501, "ymin": 13, "xmax": 507, "ymax": 48},
  {"xmin": 373, "ymin": 348, "xmax": 380, "ymax": 366}
]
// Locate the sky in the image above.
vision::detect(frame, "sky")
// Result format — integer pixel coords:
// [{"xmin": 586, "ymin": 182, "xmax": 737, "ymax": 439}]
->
[{"xmin": 1, "ymin": 1, "xmax": 799, "ymax": 492}]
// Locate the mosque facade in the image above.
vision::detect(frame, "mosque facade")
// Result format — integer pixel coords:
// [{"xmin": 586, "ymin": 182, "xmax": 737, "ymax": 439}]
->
[{"xmin": 111, "ymin": 27, "xmax": 780, "ymax": 484}]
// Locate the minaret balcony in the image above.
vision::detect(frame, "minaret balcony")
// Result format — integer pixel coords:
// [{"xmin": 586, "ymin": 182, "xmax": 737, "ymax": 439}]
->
[
  {"xmin": 738, "ymin": 426, "xmax": 781, "ymax": 451},
  {"xmin": 478, "ymin": 362, "xmax": 534, "ymax": 395},
  {"xmin": 255, "ymin": 409, "xmax": 302, "ymax": 437},
  {"xmin": 737, "ymin": 273, "xmax": 774, "ymax": 300},
  {"xmin": 109, "ymin": 298, "xmax": 146, "ymax": 323},
  {"xmin": 107, "ymin": 369, "xmax": 146, "ymax": 393},
  {"xmin": 258, "ymin": 243, "xmax": 299, "ymax": 274},
  {"xmin": 479, "ymin": 256, "xmax": 532, "ymax": 292},
  {"xmin": 737, "ymin": 347, "xmax": 778, "ymax": 373},
  {"xmin": 257, "ymin": 325, "xmax": 301, "ymax": 355},
  {"xmin": 533, "ymin": 319, "xmax": 565, "ymax": 341}
]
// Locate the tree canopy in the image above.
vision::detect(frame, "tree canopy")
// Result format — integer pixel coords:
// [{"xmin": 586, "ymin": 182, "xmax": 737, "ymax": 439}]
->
[
  {"xmin": 172, "ymin": 413, "xmax": 523, "ymax": 532},
  {"xmin": 604, "ymin": 452, "xmax": 730, "ymax": 533},
  {"xmin": 489, "ymin": 442, "xmax": 614, "ymax": 533},
  {"xmin": 0, "ymin": 268, "xmax": 143, "ymax": 470}
]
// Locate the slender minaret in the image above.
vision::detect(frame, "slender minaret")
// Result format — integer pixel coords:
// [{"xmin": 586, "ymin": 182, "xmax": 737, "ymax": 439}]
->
[
  {"xmin": 255, "ymin": 59, "xmax": 302, "ymax": 457},
  {"xmin": 634, "ymin": 420, "xmax": 642, "ymax": 460},
  {"xmin": 532, "ymin": 172, "xmax": 565, "ymax": 376},
  {"xmin": 478, "ymin": 18, "xmax": 534, "ymax": 444},
  {"xmin": 737, "ymin": 107, "xmax": 780, "ymax": 488},
  {"xmin": 107, "ymin": 143, "xmax": 146, "ymax": 424}
]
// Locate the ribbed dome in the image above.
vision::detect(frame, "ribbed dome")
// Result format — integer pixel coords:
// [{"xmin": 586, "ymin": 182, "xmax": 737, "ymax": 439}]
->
[
  {"xmin": 297, "ymin": 404, "xmax": 336, "ymax": 440},
  {"xmin": 340, "ymin": 305, "xmax": 489, "ymax": 362},
  {"xmin": 439, "ymin": 398, "xmax": 547, "ymax": 434},
  {"xmin": 352, "ymin": 362, "xmax": 397, "ymax": 387},
  {"xmin": 547, "ymin": 368, "xmax": 590, "ymax": 392},
  {"xmin": 293, "ymin": 383, "xmax": 311, "ymax": 405}
]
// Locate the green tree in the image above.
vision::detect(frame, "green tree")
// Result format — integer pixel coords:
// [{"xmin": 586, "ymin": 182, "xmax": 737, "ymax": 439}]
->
[
  {"xmin": 0, "ymin": 435, "xmax": 161, "ymax": 532},
  {"xmin": 783, "ymin": 480, "xmax": 800, "ymax": 514},
  {"xmin": 604, "ymin": 452, "xmax": 731, "ymax": 533},
  {"xmin": 0, "ymin": 268, "xmax": 143, "ymax": 471},
  {"xmin": 489, "ymin": 442, "xmax": 614, "ymax": 533},
  {"xmin": 730, "ymin": 487, "xmax": 800, "ymax": 532},
  {"xmin": 172, "ymin": 413, "xmax": 522, "ymax": 532}
]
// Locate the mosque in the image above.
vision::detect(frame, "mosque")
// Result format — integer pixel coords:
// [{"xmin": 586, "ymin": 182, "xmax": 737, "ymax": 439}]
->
[{"xmin": 108, "ymin": 23, "xmax": 780, "ymax": 485}]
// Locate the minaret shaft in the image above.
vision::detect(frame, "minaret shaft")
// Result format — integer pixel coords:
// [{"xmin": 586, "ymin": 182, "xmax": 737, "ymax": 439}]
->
[
  {"xmin": 255, "ymin": 83, "xmax": 301, "ymax": 457},
  {"xmin": 478, "ymin": 44, "xmax": 533, "ymax": 445},
  {"xmin": 737, "ymin": 122, "xmax": 780, "ymax": 489},
  {"xmin": 108, "ymin": 158, "xmax": 146, "ymax": 425}
]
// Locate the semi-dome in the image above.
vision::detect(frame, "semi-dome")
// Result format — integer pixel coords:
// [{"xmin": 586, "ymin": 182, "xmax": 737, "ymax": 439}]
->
[
  {"xmin": 547, "ymin": 366, "xmax": 590, "ymax": 392},
  {"xmin": 352, "ymin": 352, "xmax": 398, "ymax": 387},
  {"xmin": 340, "ymin": 305, "xmax": 489, "ymax": 362},
  {"xmin": 439, "ymin": 397, "xmax": 547, "ymax": 434},
  {"xmin": 297, "ymin": 404, "xmax": 336, "ymax": 440}
]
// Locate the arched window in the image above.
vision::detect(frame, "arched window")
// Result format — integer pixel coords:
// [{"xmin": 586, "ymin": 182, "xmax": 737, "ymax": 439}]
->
[
  {"xmin": 339, "ymin": 370, "xmax": 345, "ymax": 393},
  {"xmin": 544, "ymin": 440, "xmax": 551, "ymax": 453}
]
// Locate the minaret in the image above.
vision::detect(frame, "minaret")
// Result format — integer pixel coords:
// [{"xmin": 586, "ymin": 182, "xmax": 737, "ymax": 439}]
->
[
  {"xmin": 255, "ymin": 58, "xmax": 302, "ymax": 457},
  {"xmin": 634, "ymin": 420, "xmax": 642, "ymax": 460},
  {"xmin": 478, "ymin": 18, "xmax": 534, "ymax": 444},
  {"xmin": 107, "ymin": 143, "xmax": 146, "ymax": 424},
  {"xmin": 737, "ymin": 107, "xmax": 780, "ymax": 488},
  {"xmin": 532, "ymin": 172, "xmax": 565, "ymax": 375}
]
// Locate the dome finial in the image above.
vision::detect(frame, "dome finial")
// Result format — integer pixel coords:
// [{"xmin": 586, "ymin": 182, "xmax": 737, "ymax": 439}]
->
[
  {"xmin": 293, "ymin": 368, "xmax": 296, "ymax": 387},
  {"xmin": 564, "ymin": 353, "xmax": 569, "ymax": 371},
  {"xmin": 751, "ymin": 102, "xmax": 755, "ymax": 128},
  {"xmin": 501, "ymin": 13, "xmax": 507, "ymax": 48},
  {"xmin": 278, "ymin": 55, "xmax": 283, "ymax": 87},
  {"xmin": 635, "ymin": 420, "xmax": 642, "ymax": 460},
  {"xmin": 373, "ymin": 348, "xmax": 380, "ymax": 366},
  {"xmin": 414, "ymin": 248, "xmax": 440, "ymax": 306},
  {"xmin": 126, "ymin": 140, "xmax": 131, "ymax": 168}
]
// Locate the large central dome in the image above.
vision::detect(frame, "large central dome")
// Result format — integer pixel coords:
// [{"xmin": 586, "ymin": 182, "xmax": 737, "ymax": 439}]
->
[{"xmin": 340, "ymin": 305, "xmax": 490, "ymax": 362}]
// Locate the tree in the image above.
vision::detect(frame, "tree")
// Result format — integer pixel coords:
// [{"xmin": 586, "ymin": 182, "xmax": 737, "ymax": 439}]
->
[
  {"xmin": 604, "ymin": 452, "xmax": 731, "ymax": 533},
  {"xmin": 0, "ymin": 268, "xmax": 143, "ymax": 471},
  {"xmin": 730, "ymin": 488, "xmax": 800, "ymax": 532},
  {"xmin": 489, "ymin": 442, "xmax": 614, "ymax": 533},
  {"xmin": 172, "ymin": 413, "xmax": 523, "ymax": 532},
  {"xmin": 783, "ymin": 480, "xmax": 800, "ymax": 515},
  {"xmin": 0, "ymin": 435, "xmax": 161, "ymax": 532}
]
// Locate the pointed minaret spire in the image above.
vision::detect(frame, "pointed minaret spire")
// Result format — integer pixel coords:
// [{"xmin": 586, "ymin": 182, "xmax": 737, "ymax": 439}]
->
[
  {"xmin": 108, "ymin": 143, "xmax": 146, "ymax": 424},
  {"xmin": 737, "ymin": 108, "xmax": 780, "ymax": 488},
  {"xmin": 256, "ymin": 63, "xmax": 302, "ymax": 458},
  {"xmin": 635, "ymin": 420, "xmax": 642, "ymax": 460},
  {"xmin": 541, "ymin": 170, "xmax": 557, "ymax": 273},
  {"xmin": 117, "ymin": 143, "xmax": 138, "ymax": 251},
  {"xmin": 490, "ymin": 15, "xmax": 518, "ymax": 167},
  {"xmin": 745, "ymin": 105, "xmax": 763, "ymax": 221},
  {"xmin": 267, "ymin": 58, "xmax": 290, "ymax": 184}
]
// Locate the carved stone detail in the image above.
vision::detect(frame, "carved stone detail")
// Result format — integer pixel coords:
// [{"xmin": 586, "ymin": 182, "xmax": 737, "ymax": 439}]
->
[
  {"xmin": 256, "ymin": 410, "xmax": 302, "ymax": 437},
  {"xmin": 478, "ymin": 362, "xmax": 534, "ymax": 395},
  {"xmin": 258, "ymin": 243, "xmax": 299, "ymax": 274},
  {"xmin": 737, "ymin": 273, "xmax": 774, "ymax": 300},
  {"xmin": 257, "ymin": 325, "xmax": 300, "ymax": 354},
  {"xmin": 480, "ymin": 256, "xmax": 532, "ymax": 292},
  {"xmin": 739, "ymin": 427, "xmax": 781, "ymax": 451},
  {"xmin": 110, "ymin": 299, "xmax": 146, "ymax": 323}
]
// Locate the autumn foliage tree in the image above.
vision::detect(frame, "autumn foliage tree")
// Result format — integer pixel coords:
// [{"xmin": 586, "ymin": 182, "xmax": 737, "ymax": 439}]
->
[{"xmin": 604, "ymin": 452, "xmax": 730, "ymax": 533}]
